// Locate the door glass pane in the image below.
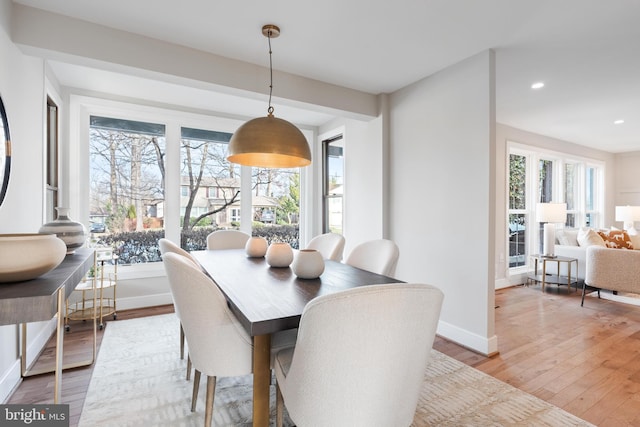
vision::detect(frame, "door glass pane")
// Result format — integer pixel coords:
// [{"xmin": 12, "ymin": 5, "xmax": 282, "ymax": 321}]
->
[
  {"xmin": 509, "ymin": 213, "xmax": 526, "ymax": 267},
  {"xmin": 89, "ymin": 116, "xmax": 166, "ymax": 264},
  {"xmin": 586, "ymin": 167, "xmax": 596, "ymax": 211},
  {"xmin": 564, "ymin": 163, "xmax": 576, "ymax": 211},
  {"xmin": 508, "ymin": 153, "xmax": 527, "ymax": 268},
  {"xmin": 509, "ymin": 154, "xmax": 526, "ymax": 210},
  {"xmin": 179, "ymin": 128, "xmax": 237, "ymax": 250},
  {"xmin": 539, "ymin": 159, "xmax": 554, "ymax": 203}
]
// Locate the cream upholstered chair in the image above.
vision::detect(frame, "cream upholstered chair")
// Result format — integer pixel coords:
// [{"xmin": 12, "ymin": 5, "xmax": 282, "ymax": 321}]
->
[
  {"xmin": 344, "ymin": 239, "xmax": 400, "ymax": 277},
  {"xmin": 206, "ymin": 229, "xmax": 250, "ymax": 250},
  {"xmin": 162, "ymin": 252, "xmax": 295, "ymax": 427},
  {"xmin": 274, "ymin": 283, "xmax": 444, "ymax": 427},
  {"xmin": 158, "ymin": 238, "xmax": 199, "ymax": 379},
  {"xmin": 306, "ymin": 232, "xmax": 345, "ymax": 261}
]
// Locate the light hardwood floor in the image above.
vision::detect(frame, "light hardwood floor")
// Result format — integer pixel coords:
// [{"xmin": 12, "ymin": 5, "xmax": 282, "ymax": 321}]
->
[{"xmin": 7, "ymin": 285, "xmax": 640, "ymax": 426}]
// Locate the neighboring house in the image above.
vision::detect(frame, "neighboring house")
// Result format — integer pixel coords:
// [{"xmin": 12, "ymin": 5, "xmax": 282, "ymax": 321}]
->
[{"xmin": 180, "ymin": 177, "xmax": 279, "ymax": 227}]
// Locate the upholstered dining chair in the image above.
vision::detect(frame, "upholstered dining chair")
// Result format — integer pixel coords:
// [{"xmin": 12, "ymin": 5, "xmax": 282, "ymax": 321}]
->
[
  {"xmin": 305, "ymin": 232, "xmax": 346, "ymax": 261},
  {"xmin": 158, "ymin": 238, "xmax": 199, "ymax": 379},
  {"xmin": 274, "ymin": 283, "xmax": 444, "ymax": 427},
  {"xmin": 206, "ymin": 229, "xmax": 250, "ymax": 250},
  {"xmin": 162, "ymin": 252, "xmax": 296, "ymax": 427},
  {"xmin": 344, "ymin": 238, "xmax": 400, "ymax": 277}
]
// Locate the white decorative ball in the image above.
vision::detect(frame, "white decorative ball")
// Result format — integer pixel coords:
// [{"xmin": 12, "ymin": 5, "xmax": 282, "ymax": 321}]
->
[
  {"xmin": 245, "ymin": 236, "xmax": 268, "ymax": 258},
  {"xmin": 292, "ymin": 249, "xmax": 325, "ymax": 279},
  {"xmin": 265, "ymin": 242, "xmax": 294, "ymax": 267}
]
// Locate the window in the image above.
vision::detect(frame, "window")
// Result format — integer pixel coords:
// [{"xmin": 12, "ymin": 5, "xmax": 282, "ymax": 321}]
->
[
  {"xmin": 76, "ymin": 97, "xmax": 312, "ymax": 274},
  {"xmin": 564, "ymin": 163, "xmax": 578, "ymax": 227},
  {"xmin": 323, "ymin": 135, "xmax": 344, "ymax": 234},
  {"xmin": 180, "ymin": 127, "xmax": 238, "ymax": 249},
  {"xmin": 251, "ymin": 167, "xmax": 301, "ymax": 247},
  {"xmin": 508, "ymin": 153, "xmax": 527, "ymax": 268},
  {"xmin": 46, "ymin": 97, "xmax": 59, "ymax": 222},
  {"xmin": 89, "ymin": 116, "xmax": 166, "ymax": 264},
  {"xmin": 507, "ymin": 143, "xmax": 604, "ymax": 272}
]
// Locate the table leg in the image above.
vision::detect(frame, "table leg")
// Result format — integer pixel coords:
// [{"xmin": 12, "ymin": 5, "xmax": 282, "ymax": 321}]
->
[
  {"xmin": 53, "ymin": 288, "xmax": 64, "ymax": 403},
  {"xmin": 252, "ymin": 334, "xmax": 271, "ymax": 427},
  {"xmin": 541, "ymin": 259, "xmax": 546, "ymax": 292}
]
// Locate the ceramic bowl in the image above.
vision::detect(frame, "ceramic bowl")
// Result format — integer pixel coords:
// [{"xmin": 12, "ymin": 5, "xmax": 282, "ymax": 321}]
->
[{"xmin": 0, "ymin": 233, "xmax": 67, "ymax": 283}]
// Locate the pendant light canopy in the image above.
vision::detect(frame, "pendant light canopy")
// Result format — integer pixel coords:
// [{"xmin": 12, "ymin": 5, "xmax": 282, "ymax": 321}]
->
[{"xmin": 227, "ymin": 25, "xmax": 311, "ymax": 168}]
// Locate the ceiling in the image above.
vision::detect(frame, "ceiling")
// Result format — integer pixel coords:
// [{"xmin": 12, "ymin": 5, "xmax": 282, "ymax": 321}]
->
[{"xmin": 13, "ymin": 0, "xmax": 640, "ymax": 153}]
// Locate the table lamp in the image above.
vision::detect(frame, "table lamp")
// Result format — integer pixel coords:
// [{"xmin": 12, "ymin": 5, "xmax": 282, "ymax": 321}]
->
[
  {"xmin": 536, "ymin": 202, "xmax": 567, "ymax": 257},
  {"xmin": 615, "ymin": 205, "xmax": 640, "ymax": 235}
]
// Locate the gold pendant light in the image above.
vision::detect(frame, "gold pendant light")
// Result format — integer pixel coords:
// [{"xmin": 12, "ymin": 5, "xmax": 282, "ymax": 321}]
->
[{"xmin": 227, "ymin": 25, "xmax": 311, "ymax": 168}]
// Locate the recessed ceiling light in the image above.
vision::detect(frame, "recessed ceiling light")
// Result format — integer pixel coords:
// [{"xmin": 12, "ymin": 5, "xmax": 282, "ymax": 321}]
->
[
  {"xmin": 531, "ymin": 82, "xmax": 545, "ymax": 90},
  {"xmin": 614, "ymin": 119, "xmax": 625, "ymax": 124}
]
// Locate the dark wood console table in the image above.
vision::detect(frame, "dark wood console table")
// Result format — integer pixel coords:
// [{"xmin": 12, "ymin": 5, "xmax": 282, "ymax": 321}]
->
[{"xmin": 0, "ymin": 247, "xmax": 94, "ymax": 403}]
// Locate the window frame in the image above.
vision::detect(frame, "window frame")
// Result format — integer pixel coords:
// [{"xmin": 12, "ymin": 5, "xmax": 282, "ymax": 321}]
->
[
  {"xmin": 507, "ymin": 142, "xmax": 605, "ymax": 274},
  {"xmin": 322, "ymin": 134, "xmax": 344, "ymax": 234},
  {"xmin": 70, "ymin": 95, "xmax": 314, "ymax": 279}
]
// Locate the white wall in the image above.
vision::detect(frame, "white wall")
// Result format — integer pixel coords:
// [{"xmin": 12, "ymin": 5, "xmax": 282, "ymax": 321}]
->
[
  {"xmin": 389, "ymin": 50, "xmax": 497, "ymax": 355},
  {"xmin": 0, "ymin": 1, "xmax": 51, "ymax": 403},
  {"xmin": 494, "ymin": 124, "xmax": 616, "ymax": 288},
  {"xmin": 614, "ymin": 151, "xmax": 640, "ymax": 211},
  {"xmin": 318, "ymin": 105, "xmax": 387, "ymax": 257}
]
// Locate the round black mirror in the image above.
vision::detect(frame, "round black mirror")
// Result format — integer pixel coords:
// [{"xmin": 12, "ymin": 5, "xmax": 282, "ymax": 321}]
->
[{"xmin": 0, "ymin": 96, "xmax": 10, "ymax": 207}]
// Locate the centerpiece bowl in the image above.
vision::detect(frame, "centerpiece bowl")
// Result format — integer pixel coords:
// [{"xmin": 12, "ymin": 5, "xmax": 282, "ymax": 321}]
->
[{"xmin": 0, "ymin": 233, "xmax": 67, "ymax": 283}]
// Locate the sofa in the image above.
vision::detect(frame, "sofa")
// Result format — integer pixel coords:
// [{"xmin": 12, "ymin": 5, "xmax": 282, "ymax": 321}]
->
[
  {"xmin": 547, "ymin": 227, "xmax": 640, "ymax": 305},
  {"xmin": 547, "ymin": 227, "xmax": 640, "ymax": 289},
  {"xmin": 583, "ymin": 245, "xmax": 640, "ymax": 305}
]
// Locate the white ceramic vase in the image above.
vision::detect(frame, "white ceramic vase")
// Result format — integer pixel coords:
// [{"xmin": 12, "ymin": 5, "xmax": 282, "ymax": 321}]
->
[
  {"xmin": 265, "ymin": 242, "xmax": 294, "ymax": 267},
  {"xmin": 292, "ymin": 249, "xmax": 325, "ymax": 279},
  {"xmin": 0, "ymin": 233, "xmax": 67, "ymax": 282},
  {"xmin": 39, "ymin": 207, "xmax": 87, "ymax": 254},
  {"xmin": 245, "ymin": 236, "xmax": 268, "ymax": 258}
]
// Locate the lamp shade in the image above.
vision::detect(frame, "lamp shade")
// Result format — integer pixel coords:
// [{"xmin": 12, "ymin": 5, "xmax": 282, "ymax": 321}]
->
[
  {"xmin": 615, "ymin": 205, "xmax": 640, "ymax": 222},
  {"xmin": 535, "ymin": 202, "xmax": 567, "ymax": 223},
  {"xmin": 227, "ymin": 113, "xmax": 311, "ymax": 168}
]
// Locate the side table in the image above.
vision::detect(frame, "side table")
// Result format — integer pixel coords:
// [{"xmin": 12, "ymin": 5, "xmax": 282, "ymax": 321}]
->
[{"xmin": 528, "ymin": 254, "xmax": 579, "ymax": 292}]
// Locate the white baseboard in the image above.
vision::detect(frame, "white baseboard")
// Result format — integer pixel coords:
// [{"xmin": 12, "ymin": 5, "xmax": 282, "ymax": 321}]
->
[
  {"xmin": 0, "ymin": 318, "xmax": 56, "ymax": 404},
  {"xmin": 437, "ymin": 320, "xmax": 498, "ymax": 356},
  {"xmin": 0, "ymin": 359, "xmax": 21, "ymax": 404},
  {"xmin": 116, "ymin": 293, "xmax": 173, "ymax": 311},
  {"xmin": 494, "ymin": 278, "xmax": 510, "ymax": 289}
]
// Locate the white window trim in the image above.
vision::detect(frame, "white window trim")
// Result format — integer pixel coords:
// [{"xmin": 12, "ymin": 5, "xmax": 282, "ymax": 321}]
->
[
  {"xmin": 507, "ymin": 141, "xmax": 605, "ymax": 276},
  {"xmin": 69, "ymin": 94, "xmax": 316, "ymax": 280}
]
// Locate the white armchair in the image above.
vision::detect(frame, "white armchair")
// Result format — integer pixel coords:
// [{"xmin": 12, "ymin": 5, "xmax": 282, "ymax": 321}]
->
[
  {"xmin": 305, "ymin": 232, "xmax": 345, "ymax": 261},
  {"xmin": 274, "ymin": 283, "xmax": 444, "ymax": 427},
  {"xmin": 162, "ymin": 253, "xmax": 295, "ymax": 427},
  {"xmin": 206, "ymin": 230, "xmax": 250, "ymax": 250},
  {"xmin": 345, "ymin": 239, "xmax": 400, "ymax": 277}
]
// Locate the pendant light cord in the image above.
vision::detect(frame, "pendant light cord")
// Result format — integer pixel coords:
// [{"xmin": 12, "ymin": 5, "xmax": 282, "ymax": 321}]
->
[{"xmin": 267, "ymin": 30, "xmax": 274, "ymax": 115}]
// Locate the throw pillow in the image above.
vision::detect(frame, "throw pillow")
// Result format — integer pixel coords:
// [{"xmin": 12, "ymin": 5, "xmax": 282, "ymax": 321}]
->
[
  {"xmin": 630, "ymin": 233, "xmax": 640, "ymax": 249},
  {"xmin": 577, "ymin": 228, "xmax": 606, "ymax": 247},
  {"xmin": 556, "ymin": 228, "xmax": 579, "ymax": 246},
  {"xmin": 597, "ymin": 229, "xmax": 634, "ymax": 250}
]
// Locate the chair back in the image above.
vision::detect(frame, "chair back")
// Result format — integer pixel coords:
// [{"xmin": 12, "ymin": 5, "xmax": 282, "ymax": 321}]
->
[
  {"xmin": 162, "ymin": 253, "xmax": 252, "ymax": 377},
  {"xmin": 158, "ymin": 238, "xmax": 198, "ymax": 265},
  {"xmin": 306, "ymin": 232, "xmax": 345, "ymax": 261},
  {"xmin": 206, "ymin": 230, "xmax": 250, "ymax": 250},
  {"xmin": 345, "ymin": 239, "xmax": 399, "ymax": 277},
  {"xmin": 281, "ymin": 283, "xmax": 443, "ymax": 426}
]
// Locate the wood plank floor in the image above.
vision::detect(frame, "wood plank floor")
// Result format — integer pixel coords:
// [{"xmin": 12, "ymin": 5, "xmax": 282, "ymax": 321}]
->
[{"xmin": 7, "ymin": 285, "xmax": 640, "ymax": 426}]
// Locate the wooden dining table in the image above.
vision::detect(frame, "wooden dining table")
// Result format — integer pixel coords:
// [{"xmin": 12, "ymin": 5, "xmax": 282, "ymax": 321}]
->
[{"xmin": 191, "ymin": 248, "xmax": 402, "ymax": 427}]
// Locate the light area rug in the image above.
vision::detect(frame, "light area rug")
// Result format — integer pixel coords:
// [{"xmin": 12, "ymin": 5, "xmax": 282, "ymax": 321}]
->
[
  {"xmin": 586, "ymin": 289, "xmax": 640, "ymax": 306},
  {"xmin": 79, "ymin": 314, "xmax": 594, "ymax": 427}
]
